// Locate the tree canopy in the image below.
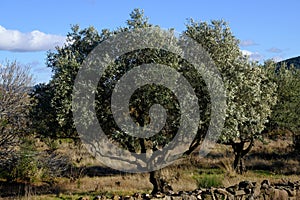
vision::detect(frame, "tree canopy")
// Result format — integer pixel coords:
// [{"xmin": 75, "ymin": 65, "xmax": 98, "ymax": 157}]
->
[
  {"xmin": 264, "ymin": 60, "xmax": 300, "ymax": 152},
  {"xmin": 185, "ymin": 20, "xmax": 277, "ymax": 172},
  {"xmin": 45, "ymin": 9, "xmax": 277, "ymax": 178}
]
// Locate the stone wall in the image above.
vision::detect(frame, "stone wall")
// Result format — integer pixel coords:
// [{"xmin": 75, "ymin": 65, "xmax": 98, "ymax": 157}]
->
[{"xmin": 79, "ymin": 179, "xmax": 300, "ymax": 200}]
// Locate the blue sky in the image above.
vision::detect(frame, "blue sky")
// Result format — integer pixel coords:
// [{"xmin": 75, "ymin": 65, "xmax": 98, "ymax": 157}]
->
[{"xmin": 0, "ymin": 0, "xmax": 299, "ymax": 83}]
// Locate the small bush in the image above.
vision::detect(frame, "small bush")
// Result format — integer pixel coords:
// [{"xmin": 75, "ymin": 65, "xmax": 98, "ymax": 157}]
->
[
  {"xmin": 9, "ymin": 137, "xmax": 40, "ymax": 182},
  {"xmin": 194, "ymin": 173, "xmax": 223, "ymax": 188},
  {"xmin": 1, "ymin": 136, "xmax": 53, "ymax": 183}
]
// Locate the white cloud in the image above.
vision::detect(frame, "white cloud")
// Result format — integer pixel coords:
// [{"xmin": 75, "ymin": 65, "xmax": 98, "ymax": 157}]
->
[
  {"xmin": 241, "ymin": 50, "xmax": 252, "ymax": 56},
  {"xmin": 240, "ymin": 40, "xmax": 258, "ymax": 47},
  {"xmin": 0, "ymin": 25, "xmax": 66, "ymax": 52},
  {"xmin": 267, "ymin": 47, "xmax": 283, "ymax": 53},
  {"xmin": 241, "ymin": 50, "xmax": 264, "ymax": 61}
]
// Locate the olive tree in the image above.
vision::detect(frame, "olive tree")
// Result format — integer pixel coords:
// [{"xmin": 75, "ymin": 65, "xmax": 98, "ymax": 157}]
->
[
  {"xmin": 265, "ymin": 60, "xmax": 300, "ymax": 153},
  {"xmin": 48, "ymin": 9, "xmax": 211, "ymax": 193},
  {"xmin": 185, "ymin": 20, "xmax": 277, "ymax": 173},
  {"xmin": 47, "ymin": 10, "xmax": 276, "ymax": 194}
]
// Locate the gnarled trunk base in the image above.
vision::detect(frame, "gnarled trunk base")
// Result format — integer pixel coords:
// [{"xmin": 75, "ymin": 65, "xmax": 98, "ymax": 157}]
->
[
  {"xmin": 232, "ymin": 139, "xmax": 254, "ymax": 174},
  {"xmin": 149, "ymin": 170, "xmax": 172, "ymax": 194}
]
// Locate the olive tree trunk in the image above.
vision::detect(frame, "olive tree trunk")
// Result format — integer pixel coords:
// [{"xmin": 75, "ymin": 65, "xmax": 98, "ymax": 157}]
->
[
  {"xmin": 149, "ymin": 169, "xmax": 172, "ymax": 194},
  {"xmin": 232, "ymin": 139, "xmax": 254, "ymax": 174},
  {"xmin": 293, "ymin": 133, "xmax": 300, "ymax": 154}
]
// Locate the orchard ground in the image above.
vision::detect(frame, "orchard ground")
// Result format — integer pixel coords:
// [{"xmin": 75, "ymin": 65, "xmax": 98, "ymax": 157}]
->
[{"xmin": 0, "ymin": 130, "xmax": 298, "ymax": 199}]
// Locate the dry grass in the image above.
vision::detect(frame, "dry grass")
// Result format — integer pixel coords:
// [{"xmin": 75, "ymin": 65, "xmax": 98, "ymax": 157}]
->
[
  {"xmin": 52, "ymin": 133, "xmax": 299, "ymax": 194},
  {"xmin": 56, "ymin": 173, "xmax": 152, "ymax": 195}
]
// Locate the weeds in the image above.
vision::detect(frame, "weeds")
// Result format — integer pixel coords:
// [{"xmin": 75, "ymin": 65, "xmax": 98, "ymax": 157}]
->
[
  {"xmin": 193, "ymin": 169, "xmax": 224, "ymax": 188},
  {"xmin": 217, "ymin": 157, "xmax": 237, "ymax": 178}
]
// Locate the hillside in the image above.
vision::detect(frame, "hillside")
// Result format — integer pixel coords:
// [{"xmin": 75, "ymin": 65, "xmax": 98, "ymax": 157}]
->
[{"xmin": 277, "ymin": 55, "xmax": 300, "ymax": 69}]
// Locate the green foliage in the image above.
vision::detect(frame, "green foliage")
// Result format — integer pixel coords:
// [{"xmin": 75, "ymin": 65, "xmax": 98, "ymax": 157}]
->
[
  {"xmin": 193, "ymin": 171, "xmax": 224, "ymax": 188},
  {"xmin": 264, "ymin": 60, "xmax": 300, "ymax": 152},
  {"xmin": 93, "ymin": 48, "xmax": 210, "ymax": 152},
  {"xmin": 48, "ymin": 9, "xmax": 209, "ymax": 151},
  {"xmin": 47, "ymin": 25, "xmax": 103, "ymax": 137},
  {"xmin": 45, "ymin": 9, "xmax": 277, "ymax": 175},
  {"xmin": 5, "ymin": 137, "xmax": 39, "ymax": 182},
  {"xmin": 267, "ymin": 61, "xmax": 300, "ymax": 133},
  {"xmin": 185, "ymin": 20, "xmax": 277, "ymax": 144},
  {"xmin": 185, "ymin": 20, "xmax": 277, "ymax": 173},
  {"xmin": 127, "ymin": 8, "xmax": 151, "ymax": 29},
  {"xmin": 30, "ymin": 83, "xmax": 61, "ymax": 138},
  {"xmin": 47, "ymin": 9, "xmax": 156, "ymax": 140}
]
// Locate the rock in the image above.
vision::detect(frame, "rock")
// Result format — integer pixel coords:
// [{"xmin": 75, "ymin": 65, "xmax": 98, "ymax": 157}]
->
[
  {"xmin": 181, "ymin": 194, "xmax": 197, "ymax": 200},
  {"xmin": 193, "ymin": 189, "xmax": 202, "ymax": 195},
  {"xmin": 78, "ymin": 197, "xmax": 89, "ymax": 200},
  {"xmin": 171, "ymin": 196, "xmax": 182, "ymax": 200},
  {"xmin": 142, "ymin": 193, "xmax": 151, "ymax": 200},
  {"xmin": 122, "ymin": 195, "xmax": 134, "ymax": 200},
  {"xmin": 252, "ymin": 185, "xmax": 261, "ymax": 198},
  {"xmin": 238, "ymin": 180, "xmax": 254, "ymax": 194},
  {"xmin": 239, "ymin": 181, "xmax": 254, "ymax": 189},
  {"xmin": 214, "ymin": 188, "xmax": 234, "ymax": 200},
  {"xmin": 226, "ymin": 184, "xmax": 238, "ymax": 195},
  {"xmin": 273, "ymin": 188, "xmax": 289, "ymax": 200},
  {"xmin": 97, "ymin": 179, "xmax": 299, "ymax": 200},
  {"xmin": 162, "ymin": 196, "xmax": 172, "ymax": 200},
  {"xmin": 261, "ymin": 179, "xmax": 271, "ymax": 187},
  {"xmin": 93, "ymin": 196, "xmax": 102, "ymax": 200},
  {"xmin": 288, "ymin": 181, "xmax": 295, "ymax": 187},
  {"xmin": 178, "ymin": 191, "xmax": 188, "ymax": 195},
  {"xmin": 166, "ymin": 190, "xmax": 175, "ymax": 196},
  {"xmin": 133, "ymin": 193, "xmax": 142, "ymax": 200},
  {"xmin": 261, "ymin": 183, "xmax": 270, "ymax": 190},
  {"xmin": 112, "ymin": 195, "xmax": 120, "ymax": 200},
  {"xmin": 284, "ymin": 188, "xmax": 296, "ymax": 197},
  {"xmin": 154, "ymin": 192, "xmax": 165, "ymax": 198},
  {"xmin": 263, "ymin": 187, "xmax": 289, "ymax": 200},
  {"xmin": 234, "ymin": 190, "xmax": 246, "ymax": 196}
]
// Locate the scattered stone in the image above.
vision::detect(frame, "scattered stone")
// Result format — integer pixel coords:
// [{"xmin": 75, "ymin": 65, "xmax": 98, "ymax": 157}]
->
[
  {"xmin": 123, "ymin": 195, "xmax": 134, "ymax": 200},
  {"xmin": 235, "ymin": 189, "xmax": 246, "ymax": 196},
  {"xmin": 162, "ymin": 196, "xmax": 171, "ymax": 200},
  {"xmin": 78, "ymin": 197, "xmax": 89, "ymax": 200},
  {"xmin": 166, "ymin": 190, "xmax": 175, "ymax": 196},
  {"xmin": 112, "ymin": 195, "xmax": 120, "ymax": 200},
  {"xmin": 93, "ymin": 196, "xmax": 102, "ymax": 200},
  {"xmin": 181, "ymin": 194, "xmax": 197, "ymax": 200},
  {"xmin": 133, "ymin": 193, "xmax": 142, "ymax": 200},
  {"xmin": 171, "ymin": 196, "xmax": 182, "ymax": 200},
  {"xmin": 142, "ymin": 193, "xmax": 151, "ymax": 200},
  {"xmin": 226, "ymin": 184, "xmax": 238, "ymax": 195},
  {"xmin": 89, "ymin": 179, "xmax": 299, "ymax": 200},
  {"xmin": 252, "ymin": 184, "xmax": 261, "ymax": 198},
  {"xmin": 214, "ymin": 188, "xmax": 234, "ymax": 200},
  {"xmin": 154, "ymin": 192, "xmax": 165, "ymax": 198}
]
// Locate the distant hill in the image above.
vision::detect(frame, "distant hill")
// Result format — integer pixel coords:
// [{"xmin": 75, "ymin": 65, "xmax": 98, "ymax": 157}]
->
[{"xmin": 277, "ymin": 56, "xmax": 300, "ymax": 69}]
